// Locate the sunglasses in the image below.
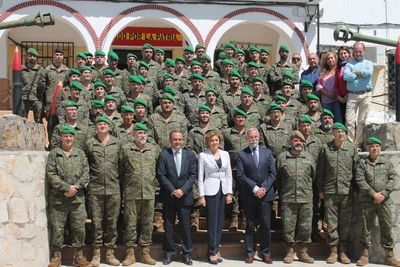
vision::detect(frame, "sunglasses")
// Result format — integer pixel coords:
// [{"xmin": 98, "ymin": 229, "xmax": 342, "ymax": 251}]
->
[{"xmin": 292, "ymin": 58, "xmax": 301, "ymax": 61}]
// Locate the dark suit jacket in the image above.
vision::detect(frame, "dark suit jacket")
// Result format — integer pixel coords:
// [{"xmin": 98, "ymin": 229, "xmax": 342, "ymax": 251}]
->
[
  {"xmin": 157, "ymin": 148, "xmax": 197, "ymax": 206},
  {"xmin": 236, "ymin": 146, "xmax": 276, "ymax": 202}
]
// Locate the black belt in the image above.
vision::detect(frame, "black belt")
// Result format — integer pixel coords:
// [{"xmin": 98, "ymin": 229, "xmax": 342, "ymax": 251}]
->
[{"xmin": 348, "ymin": 90, "xmax": 371, "ymax": 95}]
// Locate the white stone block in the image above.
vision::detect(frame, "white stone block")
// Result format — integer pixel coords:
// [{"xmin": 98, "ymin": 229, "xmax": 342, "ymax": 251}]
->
[
  {"xmin": 0, "ymin": 202, "xmax": 8, "ymax": 223},
  {"xmin": 9, "ymin": 197, "xmax": 28, "ymax": 224}
]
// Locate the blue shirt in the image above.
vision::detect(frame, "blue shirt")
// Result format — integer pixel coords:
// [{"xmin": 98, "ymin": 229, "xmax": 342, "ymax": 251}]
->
[
  {"xmin": 343, "ymin": 58, "xmax": 373, "ymax": 92},
  {"xmin": 301, "ymin": 66, "xmax": 321, "ymax": 91}
]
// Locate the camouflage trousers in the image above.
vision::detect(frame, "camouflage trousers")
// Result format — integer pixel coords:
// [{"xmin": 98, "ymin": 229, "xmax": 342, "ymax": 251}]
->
[
  {"xmin": 281, "ymin": 202, "xmax": 312, "ymax": 244},
  {"xmin": 124, "ymin": 199, "xmax": 155, "ymax": 247},
  {"xmin": 22, "ymin": 100, "xmax": 43, "ymax": 123},
  {"xmin": 48, "ymin": 202, "xmax": 86, "ymax": 250},
  {"xmin": 324, "ymin": 194, "xmax": 352, "ymax": 246},
  {"xmin": 225, "ymin": 171, "xmax": 241, "ymax": 218},
  {"xmin": 90, "ymin": 193, "xmax": 120, "ymax": 248},
  {"xmin": 360, "ymin": 198, "xmax": 394, "ymax": 248}
]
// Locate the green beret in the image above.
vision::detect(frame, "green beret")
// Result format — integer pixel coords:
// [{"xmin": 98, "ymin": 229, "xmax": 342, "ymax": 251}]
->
[
  {"xmin": 306, "ymin": 93, "xmax": 320, "ymax": 102},
  {"xmin": 96, "ymin": 116, "xmax": 111, "ymax": 125},
  {"xmin": 103, "ymin": 69, "xmax": 115, "ymax": 77},
  {"xmin": 367, "ymin": 137, "xmax": 382, "ymax": 146},
  {"xmin": 70, "ymin": 81, "xmax": 83, "ymax": 91},
  {"xmin": 300, "ymin": 79, "xmax": 314, "ymax": 88},
  {"xmin": 137, "ymin": 75, "xmax": 146, "ymax": 84},
  {"xmin": 198, "ymin": 105, "xmax": 211, "ymax": 113},
  {"xmin": 298, "ymin": 114, "xmax": 313, "ymax": 124},
  {"xmin": 233, "ymin": 108, "xmax": 247, "ymax": 118},
  {"xmin": 184, "ymin": 45, "xmax": 194, "ymax": 53},
  {"xmin": 235, "ymin": 48, "xmax": 245, "ymax": 55},
  {"xmin": 260, "ymin": 48, "xmax": 270, "ymax": 55},
  {"xmin": 162, "ymin": 73, "xmax": 176, "ymax": 81},
  {"xmin": 190, "ymin": 60, "xmax": 202, "ymax": 67},
  {"xmin": 247, "ymin": 61, "xmax": 259, "ymax": 69},
  {"xmin": 76, "ymin": 51, "xmax": 87, "ymax": 61},
  {"xmin": 84, "ymin": 51, "xmax": 93, "ymax": 57},
  {"xmin": 154, "ymin": 48, "xmax": 165, "ymax": 55},
  {"xmin": 129, "ymin": 75, "xmax": 143, "ymax": 84},
  {"xmin": 165, "ymin": 58, "xmax": 176, "ymax": 67},
  {"xmin": 279, "ymin": 44, "xmax": 290, "ymax": 52},
  {"xmin": 202, "ymin": 54, "xmax": 211, "ymax": 62},
  {"xmin": 224, "ymin": 42, "xmax": 235, "ymax": 49},
  {"xmin": 252, "ymin": 77, "xmax": 264, "ymax": 84},
  {"xmin": 138, "ymin": 61, "xmax": 149, "ymax": 69},
  {"xmin": 222, "ymin": 59, "xmax": 234, "ymax": 66},
  {"xmin": 249, "ymin": 46, "xmax": 260, "ymax": 53},
  {"xmin": 162, "ymin": 93, "xmax": 175, "ymax": 103},
  {"xmin": 63, "ymin": 100, "xmax": 78, "ymax": 108},
  {"xmin": 94, "ymin": 50, "xmax": 106, "ymax": 57},
  {"xmin": 175, "ymin": 57, "xmax": 185, "ymax": 63},
  {"xmin": 127, "ymin": 53, "xmax": 138, "ymax": 59},
  {"xmin": 274, "ymin": 95, "xmax": 288, "ymax": 103},
  {"xmin": 80, "ymin": 66, "xmax": 92, "ymax": 72},
  {"xmin": 163, "ymin": 86, "xmax": 176, "ymax": 96},
  {"xmin": 121, "ymin": 105, "xmax": 134, "ymax": 113},
  {"xmin": 69, "ymin": 68, "xmax": 81, "ymax": 77},
  {"xmin": 108, "ymin": 50, "xmax": 119, "ymax": 61},
  {"xmin": 94, "ymin": 81, "xmax": 106, "ymax": 88},
  {"xmin": 60, "ymin": 124, "xmax": 76, "ymax": 135},
  {"xmin": 91, "ymin": 99, "xmax": 105, "ymax": 108},
  {"xmin": 333, "ymin": 122, "xmax": 348, "ymax": 132},
  {"xmin": 27, "ymin": 48, "xmax": 39, "ymax": 56},
  {"xmin": 205, "ymin": 88, "xmax": 218, "ymax": 96},
  {"xmin": 195, "ymin": 44, "xmax": 206, "ymax": 51},
  {"xmin": 282, "ymin": 81, "xmax": 294, "ymax": 89},
  {"xmin": 291, "ymin": 130, "xmax": 305, "ymax": 142},
  {"xmin": 241, "ymin": 86, "xmax": 254, "ymax": 97},
  {"xmin": 282, "ymin": 71, "xmax": 295, "ymax": 80},
  {"xmin": 322, "ymin": 109, "xmax": 334, "ymax": 118},
  {"xmin": 134, "ymin": 122, "xmax": 149, "ymax": 132},
  {"xmin": 229, "ymin": 69, "xmax": 242, "ymax": 79},
  {"xmin": 218, "ymin": 51, "xmax": 226, "ymax": 60},
  {"xmin": 105, "ymin": 95, "xmax": 116, "ymax": 103},
  {"xmin": 269, "ymin": 103, "xmax": 283, "ymax": 112},
  {"xmin": 142, "ymin": 43, "xmax": 153, "ymax": 50},
  {"xmin": 134, "ymin": 98, "xmax": 148, "ymax": 108},
  {"xmin": 191, "ymin": 73, "xmax": 205, "ymax": 81}
]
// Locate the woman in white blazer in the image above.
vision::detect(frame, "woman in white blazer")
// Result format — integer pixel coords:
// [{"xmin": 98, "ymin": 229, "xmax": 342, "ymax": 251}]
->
[{"xmin": 198, "ymin": 130, "xmax": 233, "ymax": 264}]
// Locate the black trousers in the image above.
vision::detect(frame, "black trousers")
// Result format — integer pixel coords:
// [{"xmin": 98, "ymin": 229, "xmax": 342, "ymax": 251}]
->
[
  {"xmin": 162, "ymin": 199, "xmax": 193, "ymax": 257},
  {"xmin": 205, "ymin": 186, "xmax": 225, "ymax": 256},
  {"xmin": 244, "ymin": 199, "xmax": 272, "ymax": 257}
]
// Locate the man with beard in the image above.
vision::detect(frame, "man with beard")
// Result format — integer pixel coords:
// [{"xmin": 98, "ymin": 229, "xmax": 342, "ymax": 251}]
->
[
  {"xmin": 247, "ymin": 46, "xmax": 267, "ymax": 78},
  {"xmin": 235, "ymin": 48, "xmax": 247, "ymax": 78},
  {"xmin": 276, "ymin": 130, "xmax": 315, "ymax": 264},
  {"xmin": 205, "ymin": 88, "xmax": 228, "ymax": 130},
  {"xmin": 260, "ymin": 47, "xmax": 272, "ymax": 75},
  {"xmin": 21, "ymin": 47, "xmax": 45, "ymax": 122},
  {"xmin": 183, "ymin": 73, "xmax": 207, "ymax": 126},
  {"xmin": 75, "ymin": 51, "xmax": 87, "ymax": 72},
  {"xmin": 84, "ymin": 51, "xmax": 94, "ymax": 67},
  {"xmin": 218, "ymin": 70, "xmax": 242, "ymax": 115},
  {"xmin": 304, "ymin": 93, "xmax": 322, "ymax": 128},
  {"xmin": 154, "ymin": 48, "xmax": 166, "ymax": 69},
  {"xmin": 141, "ymin": 43, "xmax": 160, "ymax": 81},
  {"xmin": 91, "ymin": 50, "xmax": 108, "ymax": 82},
  {"xmin": 315, "ymin": 109, "xmax": 335, "ymax": 144},
  {"xmin": 201, "ymin": 54, "xmax": 221, "ymax": 91},
  {"xmin": 195, "ymin": 44, "xmax": 206, "ymax": 60},
  {"xmin": 230, "ymin": 87, "xmax": 262, "ymax": 129}
]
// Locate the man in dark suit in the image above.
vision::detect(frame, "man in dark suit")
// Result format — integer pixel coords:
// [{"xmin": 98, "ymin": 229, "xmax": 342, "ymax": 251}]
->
[
  {"xmin": 237, "ymin": 128, "xmax": 276, "ymax": 264},
  {"xmin": 157, "ymin": 130, "xmax": 198, "ymax": 265}
]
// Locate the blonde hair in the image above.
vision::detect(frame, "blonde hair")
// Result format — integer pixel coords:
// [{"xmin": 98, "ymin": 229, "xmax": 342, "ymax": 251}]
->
[
  {"xmin": 320, "ymin": 51, "xmax": 338, "ymax": 78},
  {"xmin": 204, "ymin": 130, "xmax": 221, "ymax": 148}
]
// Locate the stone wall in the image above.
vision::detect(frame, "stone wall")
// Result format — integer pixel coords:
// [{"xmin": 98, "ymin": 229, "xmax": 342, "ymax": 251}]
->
[{"xmin": 0, "ymin": 151, "xmax": 49, "ymax": 267}]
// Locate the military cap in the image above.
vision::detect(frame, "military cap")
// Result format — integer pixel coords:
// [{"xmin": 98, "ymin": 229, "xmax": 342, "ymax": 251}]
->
[
  {"xmin": 269, "ymin": 103, "xmax": 283, "ymax": 112},
  {"xmin": 163, "ymin": 73, "xmax": 176, "ymax": 82},
  {"xmin": 222, "ymin": 59, "xmax": 234, "ymax": 66},
  {"xmin": 162, "ymin": 93, "xmax": 175, "ymax": 103},
  {"xmin": 224, "ymin": 42, "xmax": 235, "ymax": 49},
  {"xmin": 94, "ymin": 81, "xmax": 106, "ymax": 88},
  {"xmin": 260, "ymin": 48, "xmax": 270, "ymax": 55},
  {"xmin": 233, "ymin": 108, "xmax": 247, "ymax": 118},
  {"xmin": 154, "ymin": 48, "xmax": 165, "ymax": 55},
  {"xmin": 282, "ymin": 81, "xmax": 294, "ymax": 89},
  {"xmin": 282, "ymin": 71, "xmax": 295, "ymax": 80},
  {"xmin": 279, "ymin": 44, "xmax": 290, "ymax": 52},
  {"xmin": 63, "ymin": 100, "xmax": 78, "ymax": 108},
  {"xmin": 70, "ymin": 81, "xmax": 83, "ymax": 91},
  {"xmin": 94, "ymin": 50, "xmax": 106, "ymax": 56},
  {"xmin": 134, "ymin": 122, "xmax": 149, "ymax": 132},
  {"xmin": 291, "ymin": 130, "xmax": 305, "ymax": 142},
  {"xmin": 165, "ymin": 58, "xmax": 176, "ymax": 67},
  {"xmin": 252, "ymin": 77, "xmax": 264, "ymax": 84},
  {"xmin": 108, "ymin": 50, "xmax": 119, "ymax": 61},
  {"xmin": 80, "ymin": 66, "xmax": 92, "ymax": 72},
  {"xmin": 247, "ymin": 61, "xmax": 260, "ymax": 69},
  {"xmin": 306, "ymin": 93, "xmax": 320, "ymax": 102},
  {"xmin": 332, "ymin": 122, "xmax": 348, "ymax": 132},
  {"xmin": 175, "ymin": 57, "xmax": 185, "ymax": 63},
  {"xmin": 91, "ymin": 99, "xmax": 105, "ymax": 108},
  {"xmin": 105, "ymin": 95, "xmax": 117, "ymax": 102},
  {"xmin": 60, "ymin": 124, "xmax": 76, "ymax": 135},
  {"xmin": 190, "ymin": 60, "xmax": 202, "ymax": 67},
  {"xmin": 129, "ymin": 75, "xmax": 143, "ymax": 84},
  {"xmin": 69, "ymin": 68, "xmax": 81, "ymax": 77},
  {"xmin": 137, "ymin": 75, "xmax": 146, "ymax": 84},
  {"xmin": 367, "ymin": 137, "xmax": 382, "ymax": 145},
  {"xmin": 202, "ymin": 54, "xmax": 212, "ymax": 62},
  {"xmin": 235, "ymin": 48, "xmax": 245, "ymax": 55},
  {"xmin": 84, "ymin": 51, "xmax": 93, "ymax": 57},
  {"xmin": 322, "ymin": 108, "xmax": 334, "ymax": 118},
  {"xmin": 205, "ymin": 88, "xmax": 218, "ymax": 96},
  {"xmin": 300, "ymin": 79, "xmax": 313, "ymax": 88},
  {"xmin": 76, "ymin": 51, "xmax": 87, "ymax": 61},
  {"xmin": 229, "ymin": 69, "xmax": 242, "ymax": 79},
  {"xmin": 121, "ymin": 105, "xmax": 134, "ymax": 113},
  {"xmin": 184, "ymin": 46, "xmax": 194, "ymax": 53},
  {"xmin": 103, "ymin": 69, "xmax": 115, "ymax": 77},
  {"xmin": 248, "ymin": 46, "xmax": 260, "ymax": 53},
  {"xmin": 241, "ymin": 86, "xmax": 254, "ymax": 97},
  {"xmin": 195, "ymin": 44, "xmax": 206, "ymax": 51},
  {"xmin": 53, "ymin": 48, "xmax": 64, "ymax": 54},
  {"xmin": 191, "ymin": 73, "xmax": 205, "ymax": 81},
  {"xmin": 298, "ymin": 114, "xmax": 313, "ymax": 124},
  {"xmin": 96, "ymin": 116, "xmax": 111, "ymax": 125},
  {"xmin": 218, "ymin": 51, "xmax": 226, "ymax": 60},
  {"xmin": 134, "ymin": 98, "xmax": 148, "ymax": 108},
  {"xmin": 27, "ymin": 48, "xmax": 39, "ymax": 56},
  {"xmin": 127, "ymin": 53, "xmax": 138, "ymax": 59},
  {"xmin": 138, "ymin": 61, "xmax": 149, "ymax": 69},
  {"xmin": 274, "ymin": 95, "xmax": 288, "ymax": 103},
  {"xmin": 198, "ymin": 105, "xmax": 212, "ymax": 113},
  {"xmin": 142, "ymin": 43, "xmax": 153, "ymax": 50},
  {"xmin": 163, "ymin": 86, "xmax": 177, "ymax": 96}
]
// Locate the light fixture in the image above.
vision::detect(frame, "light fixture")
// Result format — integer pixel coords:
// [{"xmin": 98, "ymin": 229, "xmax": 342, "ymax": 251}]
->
[{"xmin": 304, "ymin": 3, "xmax": 318, "ymax": 32}]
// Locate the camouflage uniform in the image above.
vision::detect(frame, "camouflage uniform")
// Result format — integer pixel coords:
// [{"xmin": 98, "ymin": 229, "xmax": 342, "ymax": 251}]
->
[
  {"xmin": 111, "ymin": 122, "xmax": 135, "ymax": 144},
  {"xmin": 91, "ymin": 64, "xmax": 108, "ymax": 83},
  {"xmin": 209, "ymin": 105, "xmax": 228, "ymax": 130},
  {"xmin": 203, "ymin": 70, "xmax": 222, "ymax": 91},
  {"xmin": 183, "ymin": 91, "xmax": 206, "ymax": 126},
  {"xmin": 258, "ymin": 120, "xmax": 292, "ymax": 158},
  {"xmin": 217, "ymin": 89, "xmax": 242, "ymax": 115},
  {"xmin": 106, "ymin": 68, "xmax": 125, "ymax": 94},
  {"xmin": 229, "ymin": 104, "xmax": 262, "ymax": 129},
  {"xmin": 51, "ymin": 120, "xmax": 90, "ymax": 150},
  {"xmin": 315, "ymin": 126, "xmax": 333, "ymax": 144},
  {"xmin": 269, "ymin": 62, "xmax": 299, "ymax": 94},
  {"xmin": 149, "ymin": 112, "xmax": 188, "ymax": 149},
  {"xmin": 56, "ymin": 93, "xmax": 90, "ymax": 124},
  {"xmin": 21, "ymin": 63, "xmax": 45, "ymax": 122},
  {"xmin": 105, "ymin": 87, "xmax": 127, "ymax": 110}
]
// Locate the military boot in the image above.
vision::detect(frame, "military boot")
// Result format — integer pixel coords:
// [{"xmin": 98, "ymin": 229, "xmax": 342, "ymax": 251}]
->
[
  {"xmin": 141, "ymin": 245, "xmax": 156, "ymax": 265},
  {"xmin": 190, "ymin": 210, "xmax": 199, "ymax": 232},
  {"xmin": 73, "ymin": 248, "xmax": 90, "ymax": 267},
  {"xmin": 91, "ymin": 248, "xmax": 101, "ymax": 267},
  {"xmin": 122, "ymin": 247, "xmax": 136, "ymax": 266},
  {"xmin": 356, "ymin": 247, "xmax": 369, "ymax": 266},
  {"xmin": 297, "ymin": 244, "xmax": 314, "ymax": 263},
  {"xmin": 105, "ymin": 248, "xmax": 120, "ymax": 266},
  {"xmin": 339, "ymin": 244, "xmax": 351, "ymax": 264},
  {"xmin": 153, "ymin": 211, "xmax": 164, "ymax": 232},
  {"xmin": 326, "ymin": 246, "xmax": 338, "ymax": 264},
  {"xmin": 229, "ymin": 215, "xmax": 239, "ymax": 232},
  {"xmin": 283, "ymin": 244, "xmax": 295, "ymax": 264},
  {"xmin": 48, "ymin": 250, "xmax": 61, "ymax": 267},
  {"xmin": 385, "ymin": 248, "xmax": 400, "ymax": 266}
]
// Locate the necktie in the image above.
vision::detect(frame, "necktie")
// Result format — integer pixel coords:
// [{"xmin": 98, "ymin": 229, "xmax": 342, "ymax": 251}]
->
[
  {"xmin": 252, "ymin": 147, "xmax": 259, "ymax": 167},
  {"xmin": 175, "ymin": 151, "xmax": 181, "ymax": 176}
]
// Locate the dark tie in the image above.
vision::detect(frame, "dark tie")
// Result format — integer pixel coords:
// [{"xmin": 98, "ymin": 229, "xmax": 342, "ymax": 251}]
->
[{"xmin": 252, "ymin": 147, "xmax": 259, "ymax": 167}]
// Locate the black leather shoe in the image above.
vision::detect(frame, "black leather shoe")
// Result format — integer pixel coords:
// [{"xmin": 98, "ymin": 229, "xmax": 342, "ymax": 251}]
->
[
  {"xmin": 208, "ymin": 256, "xmax": 218, "ymax": 265},
  {"xmin": 163, "ymin": 256, "xmax": 173, "ymax": 265},
  {"xmin": 182, "ymin": 256, "xmax": 193, "ymax": 265}
]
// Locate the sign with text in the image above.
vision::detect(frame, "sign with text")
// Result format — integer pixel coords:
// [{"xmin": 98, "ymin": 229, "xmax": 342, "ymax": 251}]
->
[{"xmin": 112, "ymin": 27, "xmax": 183, "ymax": 47}]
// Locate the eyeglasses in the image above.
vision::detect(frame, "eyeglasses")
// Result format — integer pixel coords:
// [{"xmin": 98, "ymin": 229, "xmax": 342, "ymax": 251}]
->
[{"xmin": 292, "ymin": 58, "xmax": 301, "ymax": 61}]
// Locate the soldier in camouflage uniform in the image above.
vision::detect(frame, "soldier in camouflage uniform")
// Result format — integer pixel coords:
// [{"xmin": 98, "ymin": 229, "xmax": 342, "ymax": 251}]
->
[
  {"xmin": 175, "ymin": 57, "xmax": 191, "ymax": 85},
  {"xmin": 297, "ymin": 79, "xmax": 314, "ymax": 114},
  {"xmin": 260, "ymin": 47, "xmax": 272, "ymax": 80},
  {"xmin": 315, "ymin": 109, "xmax": 334, "ymax": 144},
  {"xmin": 205, "ymin": 88, "xmax": 228, "ymax": 130},
  {"xmin": 303, "ymin": 93, "xmax": 322, "ymax": 129},
  {"xmin": 276, "ymin": 130, "xmax": 315, "ymax": 264},
  {"xmin": 278, "ymin": 81, "xmax": 303, "ymax": 120},
  {"xmin": 22, "ymin": 48, "xmax": 45, "ymax": 122},
  {"xmin": 246, "ymin": 46, "xmax": 264, "ymax": 77},
  {"xmin": 105, "ymin": 51, "xmax": 125, "ymax": 94},
  {"xmin": 75, "ymin": 51, "xmax": 87, "ymax": 72},
  {"xmin": 219, "ymin": 59, "xmax": 235, "ymax": 93},
  {"xmin": 178, "ymin": 60, "xmax": 203, "ymax": 93},
  {"xmin": 91, "ymin": 50, "xmax": 108, "ymax": 82},
  {"xmin": 132, "ymin": 98, "xmax": 156, "ymax": 144},
  {"xmin": 111, "ymin": 105, "xmax": 134, "ymax": 144},
  {"xmin": 46, "ymin": 124, "xmax": 90, "ymax": 267},
  {"xmin": 103, "ymin": 69, "xmax": 127, "ymax": 110},
  {"xmin": 126, "ymin": 75, "xmax": 153, "ymax": 114},
  {"xmin": 218, "ymin": 70, "xmax": 242, "ymax": 115},
  {"xmin": 119, "ymin": 123, "xmax": 161, "ymax": 265},
  {"xmin": 121, "ymin": 53, "xmax": 138, "ymax": 91},
  {"xmin": 195, "ymin": 44, "xmax": 206, "ymax": 59},
  {"xmin": 317, "ymin": 123, "xmax": 358, "ymax": 264},
  {"xmin": 183, "ymin": 73, "xmax": 207, "ymax": 126},
  {"xmin": 84, "ymin": 51, "xmax": 94, "ymax": 67},
  {"xmin": 183, "ymin": 45, "xmax": 195, "ymax": 70},
  {"xmin": 80, "ymin": 66, "xmax": 94, "ymax": 104},
  {"xmin": 235, "ymin": 48, "xmax": 248, "ymax": 78},
  {"xmin": 103, "ymin": 95, "xmax": 122, "ymax": 133},
  {"xmin": 229, "ymin": 87, "xmax": 262, "ymax": 129},
  {"xmin": 154, "ymin": 47, "xmax": 166, "ymax": 69},
  {"xmin": 251, "ymin": 77, "xmax": 272, "ymax": 116},
  {"xmin": 201, "ymin": 54, "xmax": 222, "ymax": 91},
  {"xmin": 137, "ymin": 61, "xmax": 158, "ymax": 98},
  {"xmin": 141, "ymin": 43, "xmax": 160, "ymax": 81},
  {"xmin": 84, "ymin": 116, "xmax": 122, "ymax": 266},
  {"xmin": 356, "ymin": 137, "xmax": 400, "ymax": 266},
  {"xmin": 214, "ymin": 42, "xmax": 239, "ymax": 75}
]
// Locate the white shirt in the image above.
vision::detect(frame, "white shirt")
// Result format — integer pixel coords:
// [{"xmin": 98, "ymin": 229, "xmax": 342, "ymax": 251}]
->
[{"xmin": 173, "ymin": 148, "xmax": 182, "ymax": 176}]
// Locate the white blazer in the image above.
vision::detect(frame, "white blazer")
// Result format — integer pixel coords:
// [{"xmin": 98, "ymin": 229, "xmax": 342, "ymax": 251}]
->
[{"xmin": 198, "ymin": 149, "xmax": 233, "ymax": 197}]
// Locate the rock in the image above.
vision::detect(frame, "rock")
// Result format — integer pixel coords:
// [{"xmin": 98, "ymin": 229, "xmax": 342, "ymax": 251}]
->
[
  {"xmin": 363, "ymin": 122, "xmax": 400, "ymax": 150},
  {"xmin": 0, "ymin": 170, "xmax": 14, "ymax": 197},
  {"xmin": 0, "ymin": 114, "xmax": 45, "ymax": 151},
  {"xmin": 9, "ymin": 197, "xmax": 29, "ymax": 223},
  {"xmin": 4, "ymin": 223, "xmax": 21, "ymax": 237},
  {"xmin": 0, "ymin": 202, "xmax": 8, "ymax": 223}
]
